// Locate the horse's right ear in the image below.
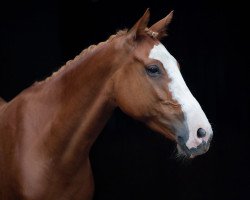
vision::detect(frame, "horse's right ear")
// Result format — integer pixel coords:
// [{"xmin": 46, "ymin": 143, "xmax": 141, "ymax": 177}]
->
[{"xmin": 127, "ymin": 8, "xmax": 150, "ymax": 41}]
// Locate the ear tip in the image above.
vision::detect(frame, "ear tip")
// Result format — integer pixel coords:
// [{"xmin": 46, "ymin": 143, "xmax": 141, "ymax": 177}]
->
[
  {"xmin": 164, "ymin": 10, "xmax": 174, "ymax": 21},
  {"xmin": 169, "ymin": 10, "xmax": 174, "ymax": 17},
  {"xmin": 142, "ymin": 8, "xmax": 150, "ymax": 22},
  {"xmin": 145, "ymin": 8, "xmax": 150, "ymax": 16}
]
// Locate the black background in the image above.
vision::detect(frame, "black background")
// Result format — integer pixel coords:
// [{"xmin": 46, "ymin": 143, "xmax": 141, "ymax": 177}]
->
[{"xmin": 0, "ymin": 0, "xmax": 249, "ymax": 200}]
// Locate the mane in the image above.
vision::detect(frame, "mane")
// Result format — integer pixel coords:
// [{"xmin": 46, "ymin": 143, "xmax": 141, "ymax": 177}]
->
[
  {"xmin": 37, "ymin": 29, "xmax": 128, "ymax": 84},
  {"xmin": 36, "ymin": 28, "xmax": 158, "ymax": 85}
]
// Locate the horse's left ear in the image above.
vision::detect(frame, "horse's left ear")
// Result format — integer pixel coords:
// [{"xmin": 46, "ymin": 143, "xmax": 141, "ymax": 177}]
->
[
  {"xmin": 149, "ymin": 10, "xmax": 174, "ymax": 40},
  {"xmin": 127, "ymin": 8, "xmax": 150, "ymax": 41}
]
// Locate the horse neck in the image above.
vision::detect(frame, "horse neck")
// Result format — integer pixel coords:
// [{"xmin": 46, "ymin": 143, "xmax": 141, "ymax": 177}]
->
[
  {"xmin": 37, "ymin": 42, "xmax": 122, "ymax": 161},
  {"xmin": 0, "ymin": 97, "xmax": 6, "ymax": 107}
]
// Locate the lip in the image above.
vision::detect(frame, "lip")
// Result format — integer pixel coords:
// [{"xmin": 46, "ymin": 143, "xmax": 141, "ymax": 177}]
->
[{"xmin": 177, "ymin": 140, "xmax": 210, "ymax": 158}]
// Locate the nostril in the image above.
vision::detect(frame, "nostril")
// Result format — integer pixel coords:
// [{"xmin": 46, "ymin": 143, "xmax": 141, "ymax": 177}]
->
[{"xmin": 197, "ymin": 128, "xmax": 206, "ymax": 138}]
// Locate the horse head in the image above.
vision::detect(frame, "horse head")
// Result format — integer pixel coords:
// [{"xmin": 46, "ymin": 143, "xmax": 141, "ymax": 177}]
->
[{"xmin": 112, "ymin": 9, "xmax": 213, "ymax": 158}]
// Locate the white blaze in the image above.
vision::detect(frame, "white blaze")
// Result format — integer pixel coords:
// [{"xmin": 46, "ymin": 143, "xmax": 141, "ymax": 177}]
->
[{"xmin": 149, "ymin": 43, "xmax": 212, "ymax": 149}]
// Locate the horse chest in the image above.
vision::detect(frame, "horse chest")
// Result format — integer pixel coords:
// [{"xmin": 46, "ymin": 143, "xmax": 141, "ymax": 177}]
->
[{"xmin": 20, "ymin": 155, "xmax": 94, "ymax": 200}]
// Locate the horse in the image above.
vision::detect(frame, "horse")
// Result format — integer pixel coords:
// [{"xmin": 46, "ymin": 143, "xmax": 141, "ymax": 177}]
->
[{"xmin": 0, "ymin": 9, "xmax": 213, "ymax": 200}]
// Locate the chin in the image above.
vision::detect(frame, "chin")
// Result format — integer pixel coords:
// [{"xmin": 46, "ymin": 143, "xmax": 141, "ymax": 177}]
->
[
  {"xmin": 176, "ymin": 144, "xmax": 193, "ymax": 159},
  {"xmin": 176, "ymin": 142, "xmax": 210, "ymax": 159}
]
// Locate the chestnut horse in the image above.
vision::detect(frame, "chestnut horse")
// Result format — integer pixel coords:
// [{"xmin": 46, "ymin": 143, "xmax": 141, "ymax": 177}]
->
[{"xmin": 0, "ymin": 9, "xmax": 213, "ymax": 200}]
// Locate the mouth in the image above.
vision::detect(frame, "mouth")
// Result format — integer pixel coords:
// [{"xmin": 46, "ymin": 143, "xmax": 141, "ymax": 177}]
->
[{"xmin": 177, "ymin": 140, "xmax": 211, "ymax": 159}]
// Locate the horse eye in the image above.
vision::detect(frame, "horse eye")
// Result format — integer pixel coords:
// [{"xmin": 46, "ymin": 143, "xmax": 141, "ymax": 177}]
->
[{"xmin": 146, "ymin": 65, "xmax": 161, "ymax": 76}]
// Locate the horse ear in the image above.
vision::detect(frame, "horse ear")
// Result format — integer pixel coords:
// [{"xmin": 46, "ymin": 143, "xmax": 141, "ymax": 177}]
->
[
  {"xmin": 127, "ymin": 8, "xmax": 150, "ymax": 41},
  {"xmin": 149, "ymin": 10, "xmax": 174, "ymax": 40}
]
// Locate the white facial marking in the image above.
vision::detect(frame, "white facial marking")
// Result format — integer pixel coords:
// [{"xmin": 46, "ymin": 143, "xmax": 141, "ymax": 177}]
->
[{"xmin": 149, "ymin": 43, "xmax": 213, "ymax": 150}]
